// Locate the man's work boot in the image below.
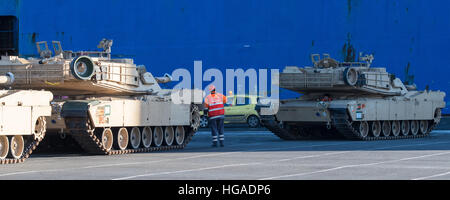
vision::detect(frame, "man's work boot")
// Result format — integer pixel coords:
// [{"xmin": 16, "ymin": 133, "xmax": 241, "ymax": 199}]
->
[
  {"xmin": 219, "ymin": 141, "xmax": 224, "ymax": 147},
  {"xmin": 212, "ymin": 141, "xmax": 218, "ymax": 147}
]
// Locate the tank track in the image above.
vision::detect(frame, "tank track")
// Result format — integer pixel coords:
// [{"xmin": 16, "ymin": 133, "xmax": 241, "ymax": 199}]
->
[
  {"xmin": 261, "ymin": 108, "xmax": 438, "ymax": 141},
  {"xmin": 261, "ymin": 116, "xmax": 338, "ymax": 140},
  {"xmin": 330, "ymin": 108, "xmax": 436, "ymax": 141},
  {"xmin": 65, "ymin": 104, "xmax": 200, "ymax": 155},
  {"xmin": 0, "ymin": 132, "xmax": 46, "ymax": 165},
  {"xmin": 261, "ymin": 118, "xmax": 303, "ymax": 140}
]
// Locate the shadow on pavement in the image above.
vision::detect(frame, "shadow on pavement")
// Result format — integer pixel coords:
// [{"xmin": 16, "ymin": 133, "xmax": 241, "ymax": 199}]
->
[{"xmin": 29, "ymin": 130, "xmax": 450, "ymax": 159}]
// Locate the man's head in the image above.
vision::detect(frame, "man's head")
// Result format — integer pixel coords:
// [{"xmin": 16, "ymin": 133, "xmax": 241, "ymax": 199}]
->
[{"xmin": 208, "ymin": 85, "xmax": 216, "ymax": 94}]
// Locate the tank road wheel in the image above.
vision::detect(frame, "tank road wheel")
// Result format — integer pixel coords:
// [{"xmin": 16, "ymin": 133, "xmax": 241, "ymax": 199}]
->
[
  {"xmin": 0, "ymin": 136, "xmax": 9, "ymax": 160},
  {"xmin": 401, "ymin": 121, "xmax": 410, "ymax": 136},
  {"xmin": 419, "ymin": 120, "xmax": 429, "ymax": 135},
  {"xmin": 153, "ymin": 127, "xmax": 164, "ymax": 147},
  {"xmin": 175, "ymin": 126, "xmax": 185, "ymax": 145},
  {"xmin": 9, "ymin": 135, "xmax": 24, "ymax": 159},
  {"xmin": 129, "ymin": 127, "xmax": 141, "ymax": 149},
  {"xmin": 116, "ymin": 128, "xmax": 129, "ymax": 150},
  {"xmin": 381, "ymin": 121, "xmax": 391, "ymax": 137},
  {"xmin": 410, "ymin": 121, "xmax": 419, "ymax": 136},
  {"xmin": 370, "ymin": 121, "xmax": 381, "ymax": 138},
  {"xmin": 102, "ymin": 128, "xmax": 113, "ymax": 152},
  {"xmin": 141, "ymin": 127, "xmax": 152, "ymax": 148},
  {"xmin": 391, "ymin": 121, "xmax": 401, "ymax": 137},
  {"xmin": 164, "ymin": 126, "xmax": 175, "ymax": 146},
  {"xmin": 357, "ymin": 121, "xmax": 369, "ymax": 138}
]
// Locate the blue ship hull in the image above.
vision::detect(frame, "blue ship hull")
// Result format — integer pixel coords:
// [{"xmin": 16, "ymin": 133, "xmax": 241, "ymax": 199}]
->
[{"xmin": 1, "ymin": 0, "xmax": 450, "ymax": 112}]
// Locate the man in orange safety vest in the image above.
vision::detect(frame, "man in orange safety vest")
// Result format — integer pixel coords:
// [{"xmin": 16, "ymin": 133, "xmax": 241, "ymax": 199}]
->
[{"xmin": 204, "ymin": 85, "xmax": 227, "ymax": 147}]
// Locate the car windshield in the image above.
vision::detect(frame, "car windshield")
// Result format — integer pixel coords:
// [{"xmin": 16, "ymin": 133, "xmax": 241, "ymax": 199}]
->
[
  {"xmin": 236, "ymin": 97, "xmax": 251, "ymax": 105},
  {"xmin": 226, "ymin": 96, "xmax": 234, "ymax": 106}
]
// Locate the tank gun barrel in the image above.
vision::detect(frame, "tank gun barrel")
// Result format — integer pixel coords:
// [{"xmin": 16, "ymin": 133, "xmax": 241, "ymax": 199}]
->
[{"xmin": 0, "ymin": 72, "xmax": 15, "ymax": 85}]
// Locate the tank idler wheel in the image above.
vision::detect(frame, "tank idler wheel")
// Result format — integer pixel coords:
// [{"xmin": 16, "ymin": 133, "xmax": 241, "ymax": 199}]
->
[
  {"xmin": 370, "ymin": 121, "xmax": 381, "ymax": 138},
  {"xmin": 153, "ymin": 127, "xmax": 164, "ymax": 147},
  {"xmin": 141, "ymin": 127, "xmax": 152, "ymax": 148},
  {"xmin": 401, "ymin": 121, "xmax": 410, "ymax": 136},
  {"xmin": 175, "ymin": 126, "xmax": 185, "ymax": 145},
  {"xmin": 419, "ymin": 120, "xmax": 429, "ymax": 135},
  {"xmin": 410, "ymin": 121, "xmax": 419, "ymax": 136},
  {"xmin": 391, "ymin": 121, "xmax": 401, "ymax": 137},
  {"xmin": 129, "ymin": 127, "xmax": 141, "ymax": 149},
  {"xmin": 10, "ymin": 135, "xmax": 24, "ymax": 159},
  {"xmin": 0, "ymin": 136, "xmax": 9, "ymax": 160},
  {"xmin": 164, "ymin": 126, "xmax": 175, "ymax": 146},
  {"xmin": 102, "ymin": 128, "xmax": 114, "ymax": 152},
  {"xmin": 434, "ymin": 109, "xmax": 442, "ymax": 124},
  {"xmin": 381, "ymin": 121, "xmax": 391, "ymax": 137},
  {"xmin": 116, "ymin": 128, "xmax": 129, "ymax": 150},
  {"xmin": 358, "ymin": 121, "xmax": 369, "ymax": 138},
  {"xmin": 34, "ymin": 116, "xmax": 46, "ymax": 140}
]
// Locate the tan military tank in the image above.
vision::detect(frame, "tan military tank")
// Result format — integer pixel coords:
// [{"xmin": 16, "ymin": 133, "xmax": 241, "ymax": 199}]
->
[
  {"xmin": 0, "ymin": 39, "xmax": 201, "ymax": 155},
  {"xmin": 257, "ymin": 54, "xmax": 446, "ymax": 140},
  {"xmin": 0, "ymin": 71, "xmax": 52, "ymax": 164}
]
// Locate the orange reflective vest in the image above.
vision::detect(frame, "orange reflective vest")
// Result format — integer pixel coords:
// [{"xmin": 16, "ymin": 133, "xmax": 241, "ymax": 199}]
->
[{"xmin": 204, "ymin": 93, "xmax": 227, "ymax": 119}]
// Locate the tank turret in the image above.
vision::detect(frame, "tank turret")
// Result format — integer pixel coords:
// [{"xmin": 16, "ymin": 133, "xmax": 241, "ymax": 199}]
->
[
  {"xmin": 280, "ymin": 53, "xmax": 408, "ymax": 96},
  {"xmin": 0, "ymin": 40, "xmax": 177, "ymax": 96}
]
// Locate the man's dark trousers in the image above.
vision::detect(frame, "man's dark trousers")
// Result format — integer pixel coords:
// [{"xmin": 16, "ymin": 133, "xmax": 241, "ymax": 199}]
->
[{"xmin": 210, "ymin": 117, "xmax": 224, "ymax": 146}]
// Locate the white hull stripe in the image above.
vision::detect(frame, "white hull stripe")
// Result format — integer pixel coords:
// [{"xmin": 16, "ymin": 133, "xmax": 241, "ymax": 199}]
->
[
  {"xmin": 209, "ymin": 107, "xmax": 224, "ymax": 112},
  {"xmin": 209, "ymin": 115, "xmax": 224, "ymax": 120}
]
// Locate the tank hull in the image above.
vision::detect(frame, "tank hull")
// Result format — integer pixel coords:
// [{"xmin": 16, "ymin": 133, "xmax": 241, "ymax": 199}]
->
[
  {"xmin": 60, "ymin": 98, "xmax": 199, "ymax": 155},
  {"xmin": 61, "ymin": 96, "xmax": 191, "ymax": 128},
  {"xmin": 276, "ymin": 91, "xmax": 445, "ymax": 123}
]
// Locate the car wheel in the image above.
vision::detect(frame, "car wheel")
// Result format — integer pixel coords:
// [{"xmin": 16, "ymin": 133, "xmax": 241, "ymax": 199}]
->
[
  {"xmin": 247, "ymin": 115, "xmax": 260, "ymax": 128},
  {"xmin": 200, "ymin": 116, "xmax": 209, "ymax": 128}
]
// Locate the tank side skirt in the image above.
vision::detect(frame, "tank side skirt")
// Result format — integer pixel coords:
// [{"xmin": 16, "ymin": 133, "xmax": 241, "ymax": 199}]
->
[
  {"xmin": 65, "ymin": 105, "xmax": 200, "ymax": 155},
  {"xmin": 260, "ymin": 109, "xmax": 438, "ymax": 141},
  {"xmin": 330, "ymin": 108, "xmax": 436, "ymax": 140}
]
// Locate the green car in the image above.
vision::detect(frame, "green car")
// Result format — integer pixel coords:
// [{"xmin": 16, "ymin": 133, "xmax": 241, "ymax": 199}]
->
[{"xmin": 200, "ymin": 95, "xmax": 261, "ymax": 128}]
